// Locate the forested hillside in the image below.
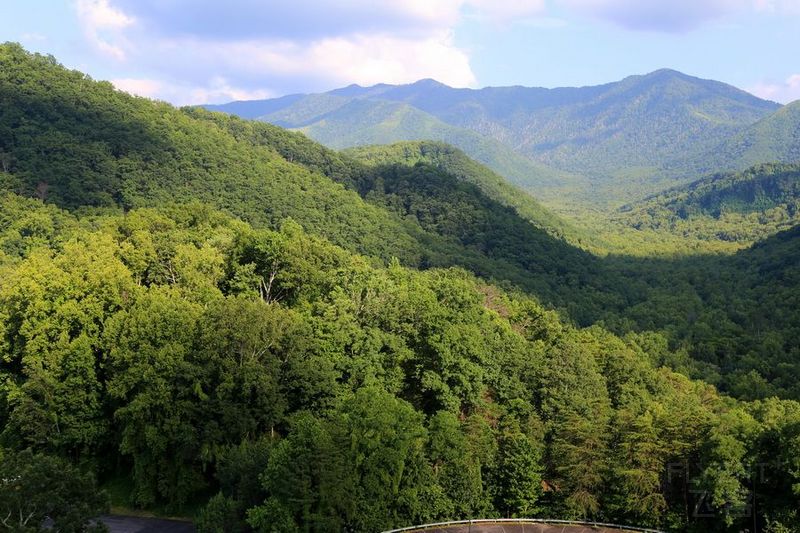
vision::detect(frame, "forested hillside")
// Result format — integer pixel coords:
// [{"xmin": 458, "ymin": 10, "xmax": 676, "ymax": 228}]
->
[
  {"xmin": 5, "ymin": 43, "xmax": 800, "ymax": 399},
  {"xmin": 343, "ymin": 141, "xmax": 585, "ymax": 243},
  {"xmin": 680, "ymin": 102, "xmax": 800, "ymax": 176},
  {"xmin": 0, "ymin": 43, "xmax": 606, "ymax": 308},
  {"xmin": 0, "ymin": 44, "xmax": 425, "ymax": 263},
  {"xmin": 279, "ymin": 97, "xmax": 587, "ymax": 206},
  {"xmin": 3, "ymin": 44, "xmax": 800, "ymax": 532},
  {"xmin": 612, "ymin": 163, "xmax": 800, "ymax": 245}
]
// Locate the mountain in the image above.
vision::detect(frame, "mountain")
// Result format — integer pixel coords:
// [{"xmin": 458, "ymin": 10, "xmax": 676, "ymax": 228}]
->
[
  {"xmin": 682, "ymin": 100, "xmax": 800, "ymax": 174},
  {"xmin": 354, "ymin": 70, "xmax": 775, "ymax": 174},
  {"xmin": 612, "ymin": 163, "xmax": 800, "ymax": 246},
  {"xmin": 0, "ymin": 46, "xmax": 425, "ymax": 263},
  {"xmin": 6, "ymin": 43, "xmax": 800, "ymax": 396},
  {"xmin": 273, "ymin": 96, "xmax": 588, "ymax": 205},
  {"xmin": 342, "ymin": 140, "xmax": 586, "ymax": 244},
  {"xmin": 626, "ymin": 162, "xmax": 800, "ymax": 219},
  {"xmin": 203, "ymin": 92, "xmax": 307, "ymax": 119},
  {"xmin": 207, "ymin": 70, "xmax": 780, "ymax": 207},
  {"xmin": 200, "ymin": 113, "xmax": 604, "ymax": 313}
]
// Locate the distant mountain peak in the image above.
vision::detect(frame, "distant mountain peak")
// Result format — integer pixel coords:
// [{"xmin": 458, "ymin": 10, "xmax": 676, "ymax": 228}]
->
[
  {"xmin": 643, "ymin": 68, "xmax": 690, "ymax": 78},
  {"xmin": 408, "ymin": 78, "xmax": 451, "ymax": 89},
  {"xmin": 614, "ymin": 68, "xmax": 774, "ymax": 106},
  {"xmin": 623, "ymin": 68, "xmax": 704, "ymax": 86}
]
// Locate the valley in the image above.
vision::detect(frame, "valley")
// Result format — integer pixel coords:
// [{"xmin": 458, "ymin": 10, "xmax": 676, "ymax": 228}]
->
[{"xmin": 1, "ymin": 42, "xmax": 800, "ymax": 533}]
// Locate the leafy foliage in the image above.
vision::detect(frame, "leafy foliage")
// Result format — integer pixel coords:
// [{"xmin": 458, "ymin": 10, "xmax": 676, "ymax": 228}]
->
[
  {"xmin": 682, "ymin": 101, "xmax": 800, "ymax": 176},
  {"xmin": 0, "ymin": 42, "xmax": 420, "ymax": 264},
  {"xmin": 0, "ymin": 449, "xmax": 109, "ymax": 532},
  {"xmin": 0, "ymin": 197, "xmax": 798, "ymax": 531}
]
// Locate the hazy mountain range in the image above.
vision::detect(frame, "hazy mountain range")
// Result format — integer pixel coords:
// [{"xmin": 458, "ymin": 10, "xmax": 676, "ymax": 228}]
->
[{"xmin": 206, "ymin": 70, "xmax": 799, "ymax": 209}]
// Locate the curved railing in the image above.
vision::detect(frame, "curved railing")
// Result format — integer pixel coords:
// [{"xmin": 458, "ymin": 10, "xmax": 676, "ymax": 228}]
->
[{"xmin": 382, "ymin": 518, "xmax": 665, "ymax": 533}]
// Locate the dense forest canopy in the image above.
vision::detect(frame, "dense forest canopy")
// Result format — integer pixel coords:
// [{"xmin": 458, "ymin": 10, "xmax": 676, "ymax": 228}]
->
[
  {"xmin": 679, "ymin": 101, "xmax": 800, "ymax": 177},
  {"xmin": 2, "ymin": 43, "xmax": 800, "ymax": 532},
  {"xmin": 3, "ymin": 192, "xmax": 800, "ymax": 532}
]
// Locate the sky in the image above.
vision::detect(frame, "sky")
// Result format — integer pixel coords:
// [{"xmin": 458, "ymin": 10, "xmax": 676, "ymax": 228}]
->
[{"xmin": 1, "ymin": 0, "xmax": 799, "ymax": 105}]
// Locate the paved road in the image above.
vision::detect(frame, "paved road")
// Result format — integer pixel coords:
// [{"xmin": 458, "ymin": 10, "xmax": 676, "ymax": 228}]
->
[
  {"xmin": 397, "ymin": 524, "xmax": 644, "ymax": 533},
  {"xmin": 98, "ymin": 517, "xmax": 647, "ymax": 533},
  {"xmin": 99, "ymin": 515, "xmax": 195, "ymax": 533}
]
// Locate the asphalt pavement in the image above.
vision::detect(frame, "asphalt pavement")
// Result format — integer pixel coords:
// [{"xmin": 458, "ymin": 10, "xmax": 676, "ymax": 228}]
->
[
  {"xmin": 399, "ymin": 526, "xmax": 640, "ymax": 533},
  {"xmin": 99, "ymin": 515, "xmax": 195, "ymax": 533}
]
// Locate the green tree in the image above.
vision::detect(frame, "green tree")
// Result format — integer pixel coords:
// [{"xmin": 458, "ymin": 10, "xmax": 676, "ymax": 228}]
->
[
  {"xmin": 612, "ymin": 410, "xmax": 668, "ymax": 525},
  {"xmin": 193, "ymin": 297, "xmax": 294, "ymax": 448},
  {"xmin": 104, "ymin": 286, "xmax": 204, "ymax": 507},
  {"xmin": 0, "ymin": 236, "xmax": 134, "ymax": 457},
  {"xmin": 494, "ymin": 422, "xmax": 543, "ymax": 517},
  {"xmin": 0, "ymin": 449, "xmax": 109, "ymax": 532},
  {"xmin": 255, "ymin": 413, "xmax": 346, "ymax": 533},
  {"xmin": 696, "ymin": 408, "xmax": 759, "ymax": 528},
  {"xmin": 334, "ymin": 387, "xmax": 443, "ymax": 531},
  {"xmin": 428, "ymin": 411, "xmax": 487, "ymax": 518}
]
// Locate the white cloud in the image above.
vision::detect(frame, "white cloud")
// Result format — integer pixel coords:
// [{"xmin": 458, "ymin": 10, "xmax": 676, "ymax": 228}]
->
[
  {"xmin": 219, "ymin": 32, "xmax": 476, "ymax": 88},
  {"xmin": 311, "ymin": 32, "xmax": 475, "ymax": 87},
  {"xmin": 111, "ymin": 78, "xmax": 162, "ymax": 98},
  {"xmin": 749, "ymin": 74, "xmax": 800, "ymax": 104},
  {"xmin": 109, "ymin": 0, "xmax": 546, "ymax": 39},
  {"xmin": 186, "ymin": 78, "xmax": 273, "ymax": 106},
  {"xmin": 74, "ymin": 0, "xmax": 487, "ymax": 104},
  {"xmin": 112, "ymin": 77, "xmax": 272, "ymax": 106},
  {"xmin": 120, "ymin": 31, "xmax": 476, "ymax": 104},
  {"xmin": 559, "ymin": 0, "xmax": 800, "ymax": 32},
  {"xmin": 75, "ymin": 0, "xmax": 134, "ymax": 60},
  {"xmin": 76, "ymin": 0, "xmax": 133, "ymax": 28},
  {"xmin": 72, "ymin": 0, "xmax": 800, "ymax": 105},
  {"xmin": 388, "ymin": 0, "xmax": 464, "ymax": 27}
]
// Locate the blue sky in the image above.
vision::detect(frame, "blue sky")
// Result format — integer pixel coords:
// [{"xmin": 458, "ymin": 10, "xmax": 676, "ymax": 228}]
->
[{"xmin": 2, "ymin": 0, "xmax": 799, "ymax": 105}]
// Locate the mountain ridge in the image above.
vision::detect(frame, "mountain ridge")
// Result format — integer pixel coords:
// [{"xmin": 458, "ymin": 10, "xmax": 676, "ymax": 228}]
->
[{"xmin": 205, "ymin": 69, "xmax": 783, "ymax": 208}]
